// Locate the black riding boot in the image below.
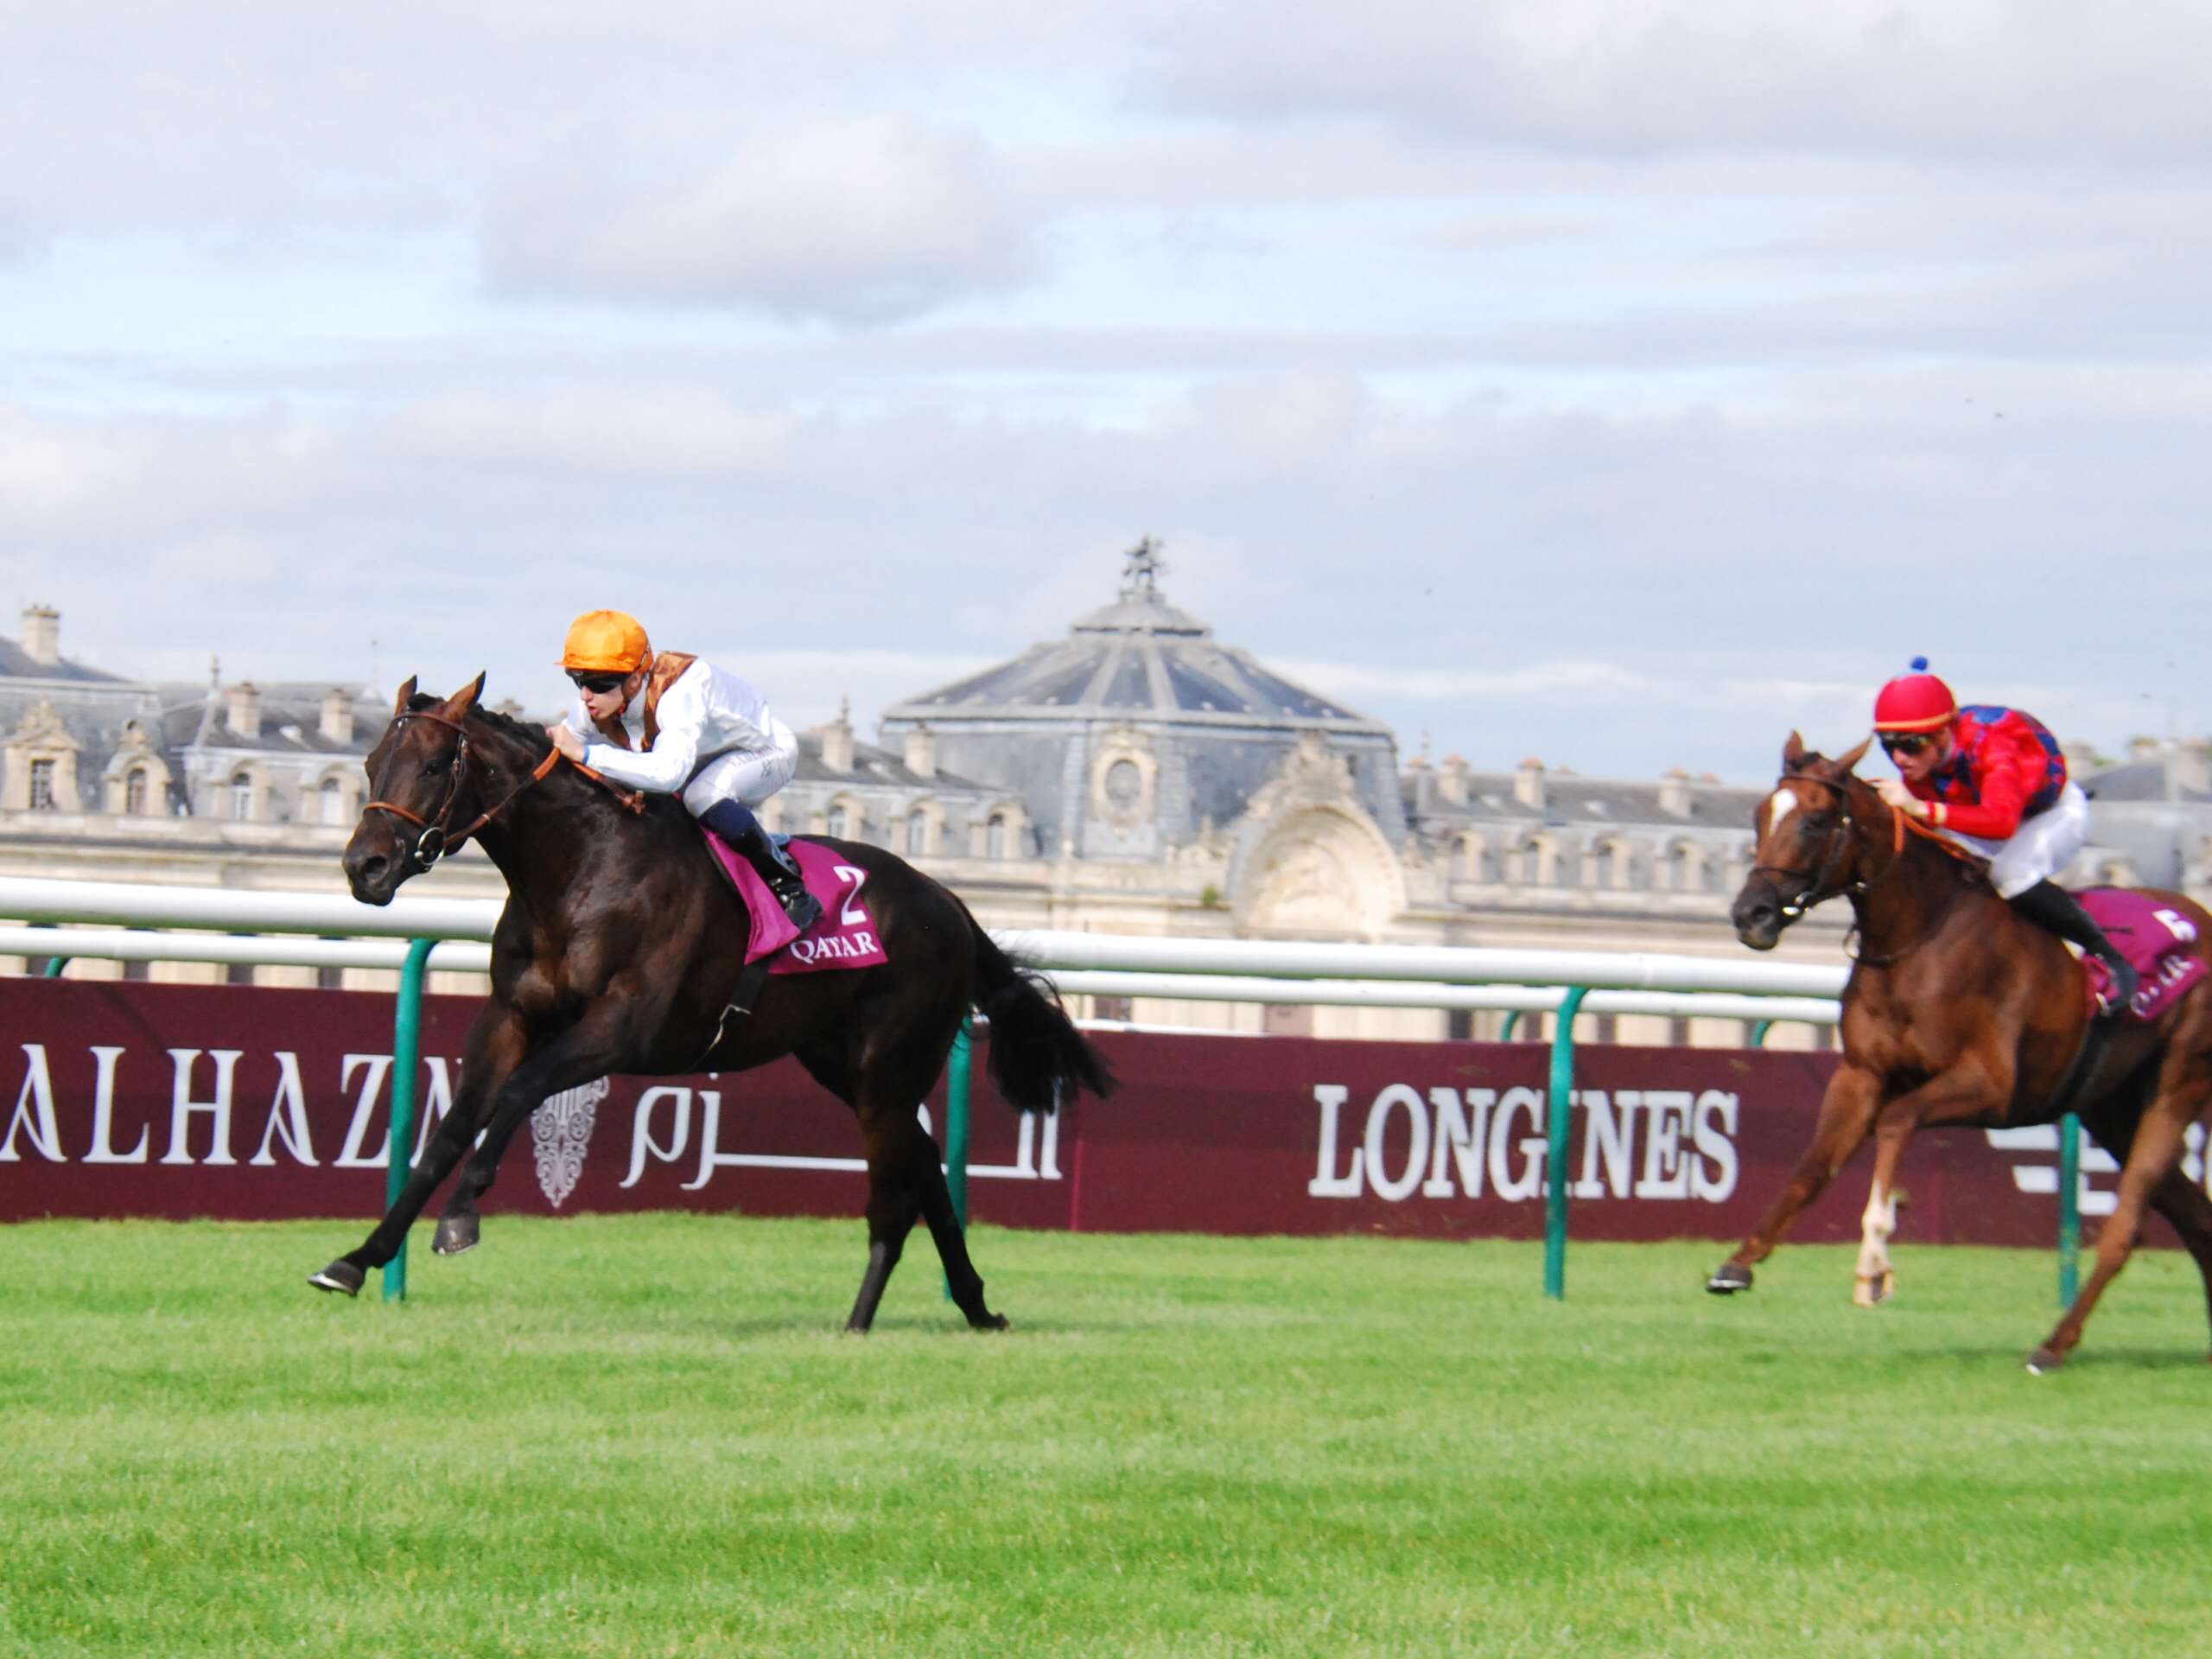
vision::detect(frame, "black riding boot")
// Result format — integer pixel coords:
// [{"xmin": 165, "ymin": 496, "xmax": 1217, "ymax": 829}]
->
[
  {"xmin": 700, "ymin": 801, "xmax": 823, "ymax": 932},
  {"xmin": 2008, "ymin": 879, "xmax": 2138, "ymax": 1017}
]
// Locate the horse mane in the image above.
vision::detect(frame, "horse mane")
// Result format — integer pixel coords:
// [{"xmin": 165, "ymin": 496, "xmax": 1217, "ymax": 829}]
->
[{"xmin": 400, "ymin": 692, "xmax": 551, "ymax": 753}]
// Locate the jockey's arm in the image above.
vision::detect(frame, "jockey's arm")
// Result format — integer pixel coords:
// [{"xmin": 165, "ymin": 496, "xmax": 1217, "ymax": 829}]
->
[{"xmin": 578, "ymin": 673, "xmax": 707, "ymax": 793}]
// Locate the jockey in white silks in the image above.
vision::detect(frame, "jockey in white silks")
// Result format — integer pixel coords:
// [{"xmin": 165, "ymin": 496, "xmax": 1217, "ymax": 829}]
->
[{"xmin": 543, "ymin": 608, "xmax": 821, "ymax": 931}]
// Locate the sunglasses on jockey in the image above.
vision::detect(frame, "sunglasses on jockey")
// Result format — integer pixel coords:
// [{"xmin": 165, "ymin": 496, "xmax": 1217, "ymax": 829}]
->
[
  {"xmin": 1878, "ymin": 731, "xmax": 1942, "ymax": 757},
  {"xmin": 567, "ymin": 669, "xmax": 631, "ymax": 696}
]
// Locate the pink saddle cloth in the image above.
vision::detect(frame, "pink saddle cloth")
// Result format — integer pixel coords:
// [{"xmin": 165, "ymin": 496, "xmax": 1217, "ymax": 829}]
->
[
  {"xmin": 2078, "ymin": 888, "xmax": 2206, "ymax": 1023},
  {"xmin": 701, "ymin": 831, "xmax": 890, "ymax": 974}
]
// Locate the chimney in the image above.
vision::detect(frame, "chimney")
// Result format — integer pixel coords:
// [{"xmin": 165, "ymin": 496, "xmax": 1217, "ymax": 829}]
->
[
  {"xmin": 1438, "ymin": 754, "xmax": 1470, "ymax": 805},
  {"xmin": 1659, "ymin": 768, "xmax": 1693, "ymax": 816},
  {"xmin": 228, "ymin": 683, "xmax": 263, "ymax": 739},
  {"xmin": 904, "ymin": 722, "xmax": 936, "ymax": 779},
  {"xmin": 1513, "ymin": 758, "xmax": 1546, "ymax": 810},
  {"xmin": 19, "ymin": 606, "xmax": 59, "ymax": 667},
  {"xmin": 822, "ymin": 696, "xmax": 855, "ymax": 772},
  {"xmin": 320, "ymin": 688, "xmax": 354, "ymax": 744}
]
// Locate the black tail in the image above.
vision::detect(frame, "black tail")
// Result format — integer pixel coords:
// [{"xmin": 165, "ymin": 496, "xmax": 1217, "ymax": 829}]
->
[{"xmin": 970, "ymin": 923, "xmax": 1116, "ymax": 1112}]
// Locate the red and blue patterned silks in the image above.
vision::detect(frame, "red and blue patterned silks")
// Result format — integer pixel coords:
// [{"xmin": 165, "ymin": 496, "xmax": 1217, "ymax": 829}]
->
[{"xmin": 1906, "ymin": 704, "xmax": 2068, "ymax": 840}]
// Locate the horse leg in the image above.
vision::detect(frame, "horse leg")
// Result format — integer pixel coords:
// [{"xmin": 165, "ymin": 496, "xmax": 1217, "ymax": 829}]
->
[
  {"xmin": 2140, "ymin": 1162, "xmax": 2212, "ymax": 1360},
  {"xmin": 315, "ymin": 1012, "xmax": 632, "ymax": 1296},
  {"xmin": 914, "ymin": 1130, "xmax": 1005, "ymax": 1332},
  {"xmin": 845, "ymin": 1115, "xmax": 929, "ymax": 1332},
  {"xmin": 1710, "ymin": 1063, "xmax": 1884, "ymax": 1293},
  {"xmin": 2031, "ymin": 1090, "xmax": 2202, "ymax": 1372},
  {"xmin": 308, "ymin": 1016, "xmax": 527, "ymax": 1294},
  {"xmin": 1853, "ymin": 1111, "xmax": 1914, "ymax": 1306}
]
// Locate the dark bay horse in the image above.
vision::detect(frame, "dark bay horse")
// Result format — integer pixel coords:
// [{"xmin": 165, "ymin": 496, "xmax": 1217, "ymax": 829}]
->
[
  {"xmin": 1713, "ymin": 733, "xmax": 2212, "ymax": 1371},
  {"xmin": 309, "ymin": 676, "xmax": 1112, "ymax": 1331}
]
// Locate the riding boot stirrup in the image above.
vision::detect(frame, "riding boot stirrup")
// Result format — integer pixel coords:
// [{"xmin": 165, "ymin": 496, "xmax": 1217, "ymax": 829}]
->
[{"xmin": 743, "ymin": 829, "xmax": 822, "ymax": 932}]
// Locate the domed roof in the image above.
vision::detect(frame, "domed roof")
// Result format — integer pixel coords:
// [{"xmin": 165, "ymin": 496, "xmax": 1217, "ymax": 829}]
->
[{"xmin": 886, "ymin": 539, "xmax": 1387, "ymax": 734}]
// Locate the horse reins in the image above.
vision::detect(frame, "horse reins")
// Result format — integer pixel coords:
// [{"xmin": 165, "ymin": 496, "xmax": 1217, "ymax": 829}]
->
[
  {"xmin": 1745, "ymin": 772, "xmax": 1905, "ymax": 923},
  {"xmin": 365, "ymin": 709, "xmax": 645, "ymax": 868}
]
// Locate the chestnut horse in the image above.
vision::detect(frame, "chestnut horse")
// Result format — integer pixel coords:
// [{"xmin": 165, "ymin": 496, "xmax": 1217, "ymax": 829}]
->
[
  {"xmin": 308, "ymin": 676, "xmax": 1112, "ymax": 1331},
  {"xmin": 1713, "ymin": 733, "xmax": 2212, "ymax": 1371}
]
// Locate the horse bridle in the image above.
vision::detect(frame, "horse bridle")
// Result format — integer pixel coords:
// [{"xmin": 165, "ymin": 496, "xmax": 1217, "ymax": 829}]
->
[
  {"xmin": 364, "ymin": 709, "xmax": 642, "ymax": 868},
  {"xmin": 1745, "ymin": 771, "xmax": 1906, "ymax": 924}
]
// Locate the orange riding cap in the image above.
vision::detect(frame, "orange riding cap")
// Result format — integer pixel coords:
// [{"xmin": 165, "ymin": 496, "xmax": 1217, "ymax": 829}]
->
[
  {"xmin": 560, "ymin": 611, "xmax": 652, "ymax": 674},
  {"xmin": 1872, "ymin": 658, "xmax": 1958, "ymax": 733}
]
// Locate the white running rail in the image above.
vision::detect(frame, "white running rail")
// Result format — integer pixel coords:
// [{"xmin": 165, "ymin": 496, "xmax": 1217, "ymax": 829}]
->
[{"xmin": 0, "ymin": 876, "xmax": 1843, "ymax": 1020}]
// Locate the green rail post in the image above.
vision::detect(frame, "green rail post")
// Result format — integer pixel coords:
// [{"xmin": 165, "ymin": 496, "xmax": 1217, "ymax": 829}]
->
[
  {"xmin": 42, "ymin": 956, "xmax": 68, "ymax": 978},
  {"xmin": 383, "ymin": 938, "xmax": 435, "ymax": 1305},
  {"xmin": 2058, "ymin": 1112, "xmax": 2082, "ymax": 1307},
  {"xmin": 1544, "ymin": 987, "xmax": 1589, "ymax": 1301},
  {"xmin": 1501, "ymin": 1009, "xmax": 1522, "ymax": 1042},
  {"xmin": 945, "ymin": 1015, "xmax": 974, "ymax": 1230},
  {"xmin": 1750, "ymin": 1018, "xmax": 1774, "ymax": 1047}
]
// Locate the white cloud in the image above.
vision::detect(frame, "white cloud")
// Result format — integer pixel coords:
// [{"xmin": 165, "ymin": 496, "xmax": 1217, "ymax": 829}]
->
[
  {"xmin": 481, "ymin": 116, "xmax": 1042, "ymax": 322},
  {"xmin": 1150, "ymin": 1, "xmax": 2212, "ymax": 164},
  {"xmin": 390, "ymin": 389, "xmax": 796, "ymax": 480}
]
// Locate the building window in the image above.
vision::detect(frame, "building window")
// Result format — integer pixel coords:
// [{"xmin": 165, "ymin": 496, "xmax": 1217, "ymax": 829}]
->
[
  {"xmin": 124, "ymin": 767, "xmax": 149, "ymax": 816},
  {"xmin": 28, "ymin": 759, "xmax": 54, "ymax": 810},
  {"xmin": 906, "ymin": 815, "xmax": 927, "ymax": 855},
  {"xmin": 123, "ymin": 960, "xmax": 150, "ymax": 983},
  {"xmin": 230, "ymin": 775, "xmax": 253, "ymax": 821},
  {"xmin": 1103, "ymin": 759, "xmax": 1142, "ymax": 810},
  {"xmin": 988, "ymin": 815, "xmax": 1008, "ymax": 860},
  {"xmin": 1447, "ymin": 1009, "xmax": 1473, "ymax": 1041},
  {"xmin": 321, "ymin": 778, "xmax": 346, "ymax": 826},
  {"xmin": 824, "ymin": 804, "xmax": 848, "ymax": 839}
]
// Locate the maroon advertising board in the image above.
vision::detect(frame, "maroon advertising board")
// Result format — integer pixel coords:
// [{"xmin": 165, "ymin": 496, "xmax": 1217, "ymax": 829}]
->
[{"xmin": 0, "ymin": 979, "xmax": 2158, "ymax": 1250}]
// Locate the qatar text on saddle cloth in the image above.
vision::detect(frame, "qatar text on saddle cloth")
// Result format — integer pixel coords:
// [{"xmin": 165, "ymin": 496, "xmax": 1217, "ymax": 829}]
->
[
  {"xmin": 2078, "ymin": 888, "xmax": 2207, "ymax": 1023},
  {"xmin": 700, "ymin": 831, "xmax": 892, "ymax": 973}
]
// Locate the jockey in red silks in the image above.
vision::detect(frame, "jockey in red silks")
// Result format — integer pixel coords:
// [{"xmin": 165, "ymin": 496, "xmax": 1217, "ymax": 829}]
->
[
  {"xmin": 544, "ymin": 609, "xmax": 821, "ymax": 931},
  {"xmin": 1871, "ymin": 658, "xmax": 2135, "ymax": 1014}
]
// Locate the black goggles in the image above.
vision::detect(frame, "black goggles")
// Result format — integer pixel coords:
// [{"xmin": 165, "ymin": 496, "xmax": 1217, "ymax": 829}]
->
[
  {"xmin": 1879, "ymin": 731, "xmax": 1937, "ymax": 757},
  {"xmin": 567, "ymin": 671, "xmax": 627, "ymax": 696}
]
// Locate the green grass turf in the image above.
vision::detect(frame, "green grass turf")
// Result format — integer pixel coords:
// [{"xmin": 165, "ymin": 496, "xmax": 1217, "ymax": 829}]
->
[{"xmin": 3, "ymin": 1218, "xmax": 2211, "ymax": 1656}]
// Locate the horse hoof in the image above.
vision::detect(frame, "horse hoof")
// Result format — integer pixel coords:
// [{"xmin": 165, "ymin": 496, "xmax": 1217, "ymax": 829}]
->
[
  {"xmin": 969, "ymin": 1312, "xmax": 1010, "ymax": 1332},
  {"xmin": 1707, "ymin": 1263, "xmax": 1754, "ymax": 1294},
  {"xmin": 1853, "ymin": 1272, "xmax": 1897, "ymax": 1307},
  {"xmin": 2025, "ymin": 1346, "xmax": 2065, "ymax": 1376},
  {"xmin": 308, "ymin": 1260, "xmax": 365, "ymax": 1297},
  {"xmin": 431, "ymin": 1214, "xmax": 480, "ymax": 1256}
]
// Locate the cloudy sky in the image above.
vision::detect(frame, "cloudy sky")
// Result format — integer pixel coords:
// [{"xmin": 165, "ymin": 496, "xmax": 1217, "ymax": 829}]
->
[{"xmin": 3, "ymin": 0, "xmax": 2209, "ymax": 781}]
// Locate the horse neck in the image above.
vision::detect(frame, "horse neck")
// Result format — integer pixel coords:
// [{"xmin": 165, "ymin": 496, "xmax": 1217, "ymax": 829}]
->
[
  {"xmin": 1847, "ymin": 788, "xmax": 1983, "ymax": 957},
  {"xmin": 461, "ymin": 732, "xmax": 607, "ymax": 900}
]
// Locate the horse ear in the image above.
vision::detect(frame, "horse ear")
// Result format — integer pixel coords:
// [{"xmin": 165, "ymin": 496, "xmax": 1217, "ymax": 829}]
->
[
  {"xmin": 1837, "ymin": 735, "xmax": 1872, "ymax": 774},
  {"xmin": 393, "ymin": 676, "xmax": 417, "ymax": 714},
  {"xmin": 1782, "ymin": 730, "xmax": 1807, "ymax": 771},
  {"xmin": 440, "ymin": 672, "xmax": 487, "ymax": 720}
]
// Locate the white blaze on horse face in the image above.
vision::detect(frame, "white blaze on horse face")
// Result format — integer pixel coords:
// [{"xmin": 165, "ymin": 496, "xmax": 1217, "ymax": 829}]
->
[{"xmin": 1764, "ymin": 787, "xmax": 1801, "ymax": 843}]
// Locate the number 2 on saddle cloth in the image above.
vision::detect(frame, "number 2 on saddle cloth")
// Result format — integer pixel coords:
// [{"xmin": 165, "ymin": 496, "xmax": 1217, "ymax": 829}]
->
[
  {"xmin": 697, "ymin": 827, "xmax": 891, "ymax": 994},
  {"xmin": 2074, "ymin": 890, "xmax": 2207, "ymax": 1023}
]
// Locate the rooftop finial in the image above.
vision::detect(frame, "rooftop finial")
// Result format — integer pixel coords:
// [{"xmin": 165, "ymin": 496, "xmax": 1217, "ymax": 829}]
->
[{"xmin": 1120, "ymin": 535, "xmax": 1166, "ymax": 601}]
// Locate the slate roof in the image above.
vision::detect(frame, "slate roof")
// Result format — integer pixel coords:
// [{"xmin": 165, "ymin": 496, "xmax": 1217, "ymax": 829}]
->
[
  {"xmin": 791, "ymin": 730, "xmax": 986, "ymax": 791},
  {"xmin": 886, "ymin": 584, "xmax": 1385, "ymax": 734},
  {"xmin": 0, "ymin": 640, "xmax": 133, "ymax": 684}
]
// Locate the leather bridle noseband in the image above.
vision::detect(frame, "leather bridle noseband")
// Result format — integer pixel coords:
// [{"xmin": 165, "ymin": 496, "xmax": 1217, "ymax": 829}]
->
[
  {"xmin": 1745, "ymin": 771, "xmax": 1906, "ymax": 925},
  {"xmin": 363, "ymin": 709, "xmax": 641, "ymax": 868}
]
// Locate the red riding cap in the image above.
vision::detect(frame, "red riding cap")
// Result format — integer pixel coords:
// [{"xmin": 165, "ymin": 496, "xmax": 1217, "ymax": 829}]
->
[{"xmin": 1872, "ymin": 658, "xmax": 1958, "ymax": 733}]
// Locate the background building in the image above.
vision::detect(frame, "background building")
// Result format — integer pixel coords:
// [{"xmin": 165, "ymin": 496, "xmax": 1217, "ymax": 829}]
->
[{"xmin": 6, "ymin": 563, "xmax": 2200, "ymax": 1046}]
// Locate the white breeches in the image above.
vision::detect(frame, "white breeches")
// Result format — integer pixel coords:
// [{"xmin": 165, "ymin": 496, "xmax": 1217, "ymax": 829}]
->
[
  {"xmin": 1939, "ymin": 782, "xmax": 2090, "ymax": 899},
  {"xmin": 679, "ymin": 738, "xmax": 798, "ymax": 817}
]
